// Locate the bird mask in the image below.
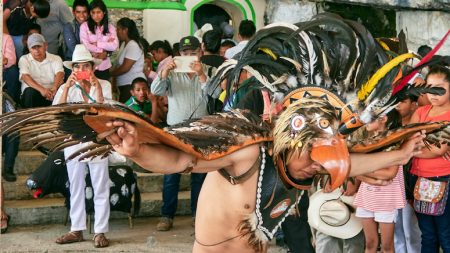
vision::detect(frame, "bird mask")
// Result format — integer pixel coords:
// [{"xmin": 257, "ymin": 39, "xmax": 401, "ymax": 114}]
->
[{"xmin": 273, "ymin": 96, "xmax": 350, "ymax": 190}]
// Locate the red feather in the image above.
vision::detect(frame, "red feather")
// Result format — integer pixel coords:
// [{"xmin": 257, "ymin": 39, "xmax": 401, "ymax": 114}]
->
[{"xmin": 392, "ymin": 29, "xmax": 450, "ymax": 95}]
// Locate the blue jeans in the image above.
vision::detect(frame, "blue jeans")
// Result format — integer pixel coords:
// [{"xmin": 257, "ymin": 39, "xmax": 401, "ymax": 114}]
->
[
  {"xmin": 3, "ymin": 65, "xmax": 21, "ymax": 104},
  {"xmin": 161, "ymin": 173, "xmax": 206, "ymax": 218},
  {"xmin": 409, "ymin": 174, "xmax": 450, "ymax": 253},
  {"xmin": 11, "ymin": 35, "xmax": 24, "ymax": 60},
  {"xmin": 2, "ymin": 133, "xmax": 20, "ymax": 170}
]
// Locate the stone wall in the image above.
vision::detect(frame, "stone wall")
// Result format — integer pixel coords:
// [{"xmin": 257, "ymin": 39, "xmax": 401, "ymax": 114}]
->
[
  {"xmin": 397, "ymin": 10, "xmax": 450, "ymax": 56},
  {"xmin": 265, "ymin": 0, "xmax": 317, "ymax": 24},
  {"xmin": 108, "ymin": 9, "xmax": 144, "ymax": 36}
]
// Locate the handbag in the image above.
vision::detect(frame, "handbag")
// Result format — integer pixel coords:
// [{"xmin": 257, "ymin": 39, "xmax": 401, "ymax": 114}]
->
[{"xmin": 413, "ymin": 177, "xmax": 449, "ymax": 216}]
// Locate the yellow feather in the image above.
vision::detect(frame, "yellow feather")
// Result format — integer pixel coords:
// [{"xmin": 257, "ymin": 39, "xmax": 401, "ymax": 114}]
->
[
  {"xmin": 357, "ymin": 53, "xmax": 416, "ymax": 101},
  {"xmin": 258, "ymin": 47, "xmax": 277, "ymax": 60},
  {"xmin": 376, "ymin": 38, "xmax": 390, "ymax": 51}
]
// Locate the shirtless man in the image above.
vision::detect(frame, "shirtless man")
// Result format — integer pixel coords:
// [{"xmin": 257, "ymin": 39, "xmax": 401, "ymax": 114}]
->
[{"xmin": 106, "ymin": 118, "xmax": 425, "ymax": 253}]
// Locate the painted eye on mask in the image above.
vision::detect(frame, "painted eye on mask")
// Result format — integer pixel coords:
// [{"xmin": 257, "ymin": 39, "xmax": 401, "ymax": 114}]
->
[
  {"xmin": 318, "ymin": 118, "xmax": 330, "ymax": 129},
  {"xmin": 291, "ymin": 115, "xmax": 305, "ymax": 131}
]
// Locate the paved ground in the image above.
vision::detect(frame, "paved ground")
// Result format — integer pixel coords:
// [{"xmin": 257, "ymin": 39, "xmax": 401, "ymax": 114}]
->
[{"xmin": 0, "ymin": 216, "xmax": 287, "ymax": 253}]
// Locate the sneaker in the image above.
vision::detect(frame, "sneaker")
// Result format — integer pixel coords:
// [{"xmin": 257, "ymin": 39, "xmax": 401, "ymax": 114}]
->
[{"xmin": 156, "ymin": 217, "xmax": 173, "ymax": 231}]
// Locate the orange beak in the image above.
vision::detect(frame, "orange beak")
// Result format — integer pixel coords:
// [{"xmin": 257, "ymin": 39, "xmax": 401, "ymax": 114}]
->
[{"xmin": 310, "ymin": 137, "xmax": 350, "ymax": 190}]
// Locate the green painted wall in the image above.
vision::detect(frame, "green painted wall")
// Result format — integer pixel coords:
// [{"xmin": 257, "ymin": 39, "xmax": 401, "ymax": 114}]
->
[{"xmin": 65, "ymin": 0, "xmax": 186, "ymax": 10}]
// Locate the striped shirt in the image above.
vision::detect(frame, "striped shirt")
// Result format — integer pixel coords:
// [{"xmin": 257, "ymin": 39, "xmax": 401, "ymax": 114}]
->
[{"xmin": 353, "ymin": 167, "xmax": 406, "ymax": 212}]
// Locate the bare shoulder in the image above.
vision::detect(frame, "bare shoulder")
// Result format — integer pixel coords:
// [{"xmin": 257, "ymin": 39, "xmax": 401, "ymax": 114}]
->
[{"xmin": 195, "ymin": 144, "xmax": 261, "ymax": 172}]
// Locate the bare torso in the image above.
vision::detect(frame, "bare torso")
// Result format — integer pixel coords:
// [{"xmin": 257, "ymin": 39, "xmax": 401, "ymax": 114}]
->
[{"xmin": 193, "ymin": 163, "xmax": 267, "ymax": 253}]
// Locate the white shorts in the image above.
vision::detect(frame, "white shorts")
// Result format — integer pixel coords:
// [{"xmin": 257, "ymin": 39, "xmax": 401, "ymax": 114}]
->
[{"xmin": 355, "ymin": 207, "xmax": 398, "ymax": 223}]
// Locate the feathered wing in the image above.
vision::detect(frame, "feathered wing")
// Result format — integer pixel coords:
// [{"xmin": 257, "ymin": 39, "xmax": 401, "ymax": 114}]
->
[
  {"xmin": 0, "ymin": 103, "xmax": 272, "ymax": 161},
  {"xmin": 348, "ymin": 121, "xmax": 450, "ymax": 153}
]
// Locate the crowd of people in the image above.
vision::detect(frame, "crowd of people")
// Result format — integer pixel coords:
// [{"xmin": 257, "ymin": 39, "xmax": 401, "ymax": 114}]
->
[{"xmin": 1, "ymin": 0, "xmax": 449, "ymax": 252}]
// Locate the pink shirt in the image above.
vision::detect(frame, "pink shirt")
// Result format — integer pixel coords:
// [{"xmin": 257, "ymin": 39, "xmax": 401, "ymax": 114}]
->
[
  {"xmin": 411, "ymin": 105, "xmax": 450, "ymax": 177},
  {"xmin": 79, "ymin": 22, "xmax": 119, "ymax": 71},
  {"xmin": 2, "ymin": 33, "xmax": 16, "ymax": 69},
  {"xmin": 353, "ymin": 168, "xmax": 406, "ymax": 212}
]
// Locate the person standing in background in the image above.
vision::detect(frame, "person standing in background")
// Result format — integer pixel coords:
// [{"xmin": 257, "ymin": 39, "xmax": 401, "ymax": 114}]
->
[
  {"xmin": 110, "ymin": 17, "xmax": 145, "ymax": 103},
  {"xmin": 79, "ymin": 0, "xmax": 118, "ymax": 80}
]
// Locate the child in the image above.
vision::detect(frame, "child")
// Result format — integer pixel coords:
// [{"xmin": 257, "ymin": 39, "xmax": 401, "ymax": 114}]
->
[
  {"xmin": 409, "ymin": 65, "xmax": 450, "ymax": 252},
  {"xmin": 353, "ymin": 109, "xmax": 406, "ymax": 253},
  {"xmin": 125, "ymin": 77, "xmax": 163, "ymax": 124},
  {"xmin": 79, "ymin": 0, "xmax": 118, "ymax": 80}
]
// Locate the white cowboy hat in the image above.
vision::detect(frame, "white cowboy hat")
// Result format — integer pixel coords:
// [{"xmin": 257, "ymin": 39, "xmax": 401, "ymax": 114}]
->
[
  {"xmin": 63, "ymin": 44, "xmax": 102, "ymax": 69},
  {"xmin": 308, "ymin": 188, "xmax": 363, "ymax": 239}
]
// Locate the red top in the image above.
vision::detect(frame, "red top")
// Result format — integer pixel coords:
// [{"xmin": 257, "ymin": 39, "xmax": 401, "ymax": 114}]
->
[{"xmin": 411, "ymin": 105, "xmax": 450, "ymax": 177}]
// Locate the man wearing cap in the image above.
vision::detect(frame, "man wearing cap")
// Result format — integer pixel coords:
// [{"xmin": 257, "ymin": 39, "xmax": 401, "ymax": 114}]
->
[
  {"xmin": 151, "ymin": 35, "xmax": 213, "ymax": 231},
  {"xmin": 52, "ymin": 44, "xmax": 112, "ymax": 248},
  {"xmin": 18, "ymin": 33, "xmax": 64, "ymax": 108}
]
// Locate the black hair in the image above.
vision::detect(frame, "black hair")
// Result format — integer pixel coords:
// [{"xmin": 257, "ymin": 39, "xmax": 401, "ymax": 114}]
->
[
  {"xmin": 238, "ymin": 20, "xmax": 256, "ymax": 39},
  {"xmin": 221, "ymin": 39, "xmax": 236, "ymax": 48},
  {"xmin": 150, "ymin": 40, "xmax": 173, "ymax": 56},
  {"xmin": 427, "ymin": 65, "xmax": 450, "ymax": 84},
  {"xmin": 117, "ymin": 17, "xmax": 142, "ymax": 49},
  {"xmin": 26, "ymin": 23, "xmax": 42, "ymax": 35},
  {"xmin": 172, "ymin": 42, "xmax": 180, "ymax": 56},
  {"xmin": 30, "ymin": 0, "xmax": 50, "ymax": 18},
  {"xmin": 385, "ymin": 109, "xmax": 402, "ymax": 130},
  {"xmin": 72, "ymin": 0, "xmax": 89, "ymax": 11},
  {"xmin": 202, "ymin": 29, "xmax": 222, "ymax": 54},
  {"xmin": 131, "ymin": 77, "xmax": 148, "ymax": 89},
  {"xmin": 140, "ymin": 37, "xmax": 150, "ymax": 56},
  {"xmin": 417, "ymin": 45, "xmax": 432, "ymax": 58},
  {"xmin": 87, "ymin": 0, "xmax": 109, "ymax": 35}
]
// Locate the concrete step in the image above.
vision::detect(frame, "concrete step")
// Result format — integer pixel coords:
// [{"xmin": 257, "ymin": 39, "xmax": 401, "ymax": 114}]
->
[
  {"xmin": 4, "ymin": 173, "xmax": 191, "ymax": 200},
  {"xmin": 13, "ymin": 150, "xmax": 47, "ymax": 175},
  {"xmin": 4, "ymin": 191, "xmax": 191, "ymax": 226}
]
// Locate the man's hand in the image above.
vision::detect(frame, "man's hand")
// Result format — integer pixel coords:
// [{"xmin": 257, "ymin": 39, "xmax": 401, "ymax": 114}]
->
[
  {"xmin": 161, "ymin": 60, "xmax": 176, "ymax": 79},
  {"xmin": 39, "ymin": 87, "xmax": 53, "ymax": 100},
  {"xmin": 106, "ymin": 120, "xmax": 141, "ymax": 157},
  {"xmin": 190, "ymin": 60, "xmax": 203, "ymax": 76},
  {"xmin": 397, "ymin": 131, "xmax": 426, "ymax": 164},
  {"xmin": 89, "ymin": 72, "xmax": 101, "ymax": 88}
]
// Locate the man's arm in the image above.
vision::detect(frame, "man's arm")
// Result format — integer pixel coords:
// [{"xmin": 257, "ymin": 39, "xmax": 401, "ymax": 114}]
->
[
  {"xmin": 151, "ymin": 60, "xmax": 176, "ymax": 96},
  {"xmin": 105, "ymin": 120, "xmax": 259, "ymax": 174},
  {"xmin": 63, "ymin": 23, "xmax": 77, "ymax": 59},
  {"xmin": 349, "ymin": 132, "xmax": 425, "ymax": 177}
]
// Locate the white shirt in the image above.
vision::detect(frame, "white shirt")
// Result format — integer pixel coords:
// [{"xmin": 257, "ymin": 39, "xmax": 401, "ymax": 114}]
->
[
  {"xmin": 52, "ymin": 79, "xmax": 112, "ymax": 105},
  {"xmin": 52, "ymin": 79, "xmax": 112, "ymax": 162},
  {"xmin": 18, "ymin": 52, "xmax": 64, "ymax": 92},
  {"xmin": 116, "ymin": 40, "xmax": 145, "ymax": 87},
  {"xmin": 224, "ymin": 40, "xmax": 249, "ymax": 59}
]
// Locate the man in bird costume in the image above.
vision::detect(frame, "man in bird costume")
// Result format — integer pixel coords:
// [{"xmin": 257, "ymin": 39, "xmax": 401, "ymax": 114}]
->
[{"xmin": 1, "ymin": 14, "xmax": 449, "ymax": 252}]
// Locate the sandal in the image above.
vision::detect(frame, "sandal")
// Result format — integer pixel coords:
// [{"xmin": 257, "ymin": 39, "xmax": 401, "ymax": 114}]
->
[
  {"xmin": 55, "ymin": 231, "xmax": 83, "ymax": 244},
  {"xmin": 1, "ymin": 214, "xmax": 9, "ymax": 234},
  {"xmin": 93, "ymin": 233, "xmax": 109, "ymax": 248}
]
